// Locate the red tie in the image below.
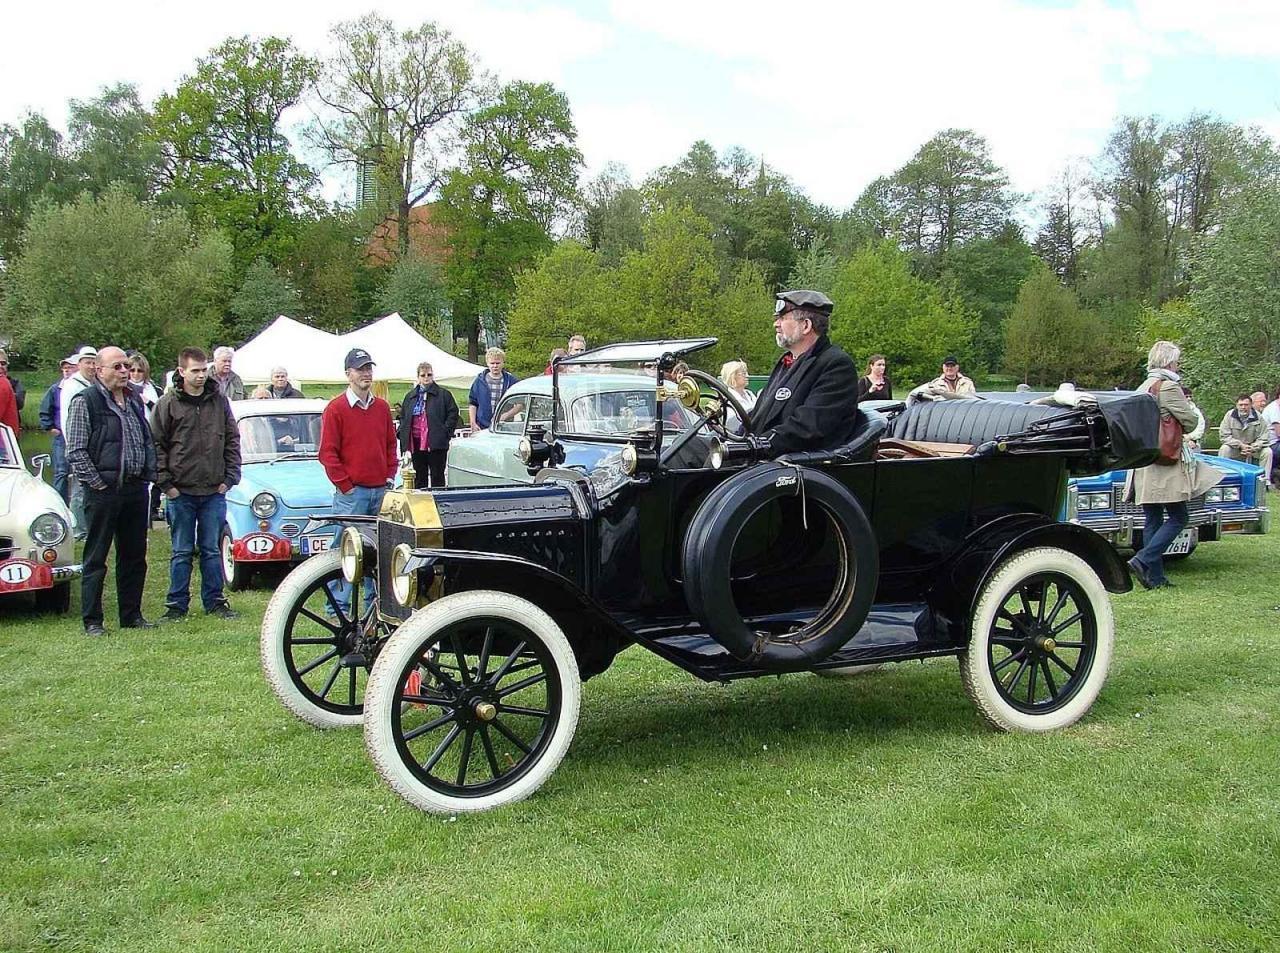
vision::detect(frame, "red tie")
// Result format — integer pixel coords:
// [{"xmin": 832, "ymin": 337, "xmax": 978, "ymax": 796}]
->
[{"xmin": 782, "ymin": 353, "xmax": 794, "ymax": 368}]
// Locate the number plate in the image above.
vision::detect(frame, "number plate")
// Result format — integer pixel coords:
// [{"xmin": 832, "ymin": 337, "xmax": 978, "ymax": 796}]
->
[
  {"xmin": 243, "ymin": 534, "xmax": 275, "ymax": 557},
  {"xmin": 0, "ymin": 560, "xmax": 34, "ymax": 585},
  {"xmin": 1163, "ymin": 529, "xmax": 1196, "ymax": 556},
  {"xmin": 303, "ymin": 534, "xmax": 332, "ymax": 555}
]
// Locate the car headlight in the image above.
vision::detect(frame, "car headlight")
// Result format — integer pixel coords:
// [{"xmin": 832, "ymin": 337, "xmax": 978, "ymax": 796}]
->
[
  {"xmin": 1222, "ymin": 485, "xmax": 1241, "ymax": 502},
  {"xmin": 621, "ymin": 443, "xmax": 638, "ymax": 474},
  {"xmin": 339, "ymin": 526, "xmax": 363, "ymax": 584},
  {"xmin": 1080, "ymin": 492, "xmax": 1110, "ymax": 511},
  {"xmin": 251, "ymin": 492, "xmax": 278, "ymax": 518},
  {"xmin": 517, "ymin": 436, "xmax": 533, "ymax": 464},
  {"xmin": 1205, "ymin": 487, "xmax": 1223, "ymax": 504},
  {"xmin": 390, "ymin": 543, "xmax": 417, "ymax": 607},
  {"xmin": 30, "ymin": 513, "xmax": 68, "ymax": 546}
]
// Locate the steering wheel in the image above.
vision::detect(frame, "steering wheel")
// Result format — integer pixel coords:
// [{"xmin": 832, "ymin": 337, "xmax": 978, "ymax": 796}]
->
[{"xmin": 658, "ymin": 368, "xmax": 754, "ymax": 467}]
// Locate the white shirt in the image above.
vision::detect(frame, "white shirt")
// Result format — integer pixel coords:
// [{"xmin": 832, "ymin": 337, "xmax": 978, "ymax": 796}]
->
[
  {"xmin": 345, "ymin": 386, "xmax": 375, "ymax": 410},
  {"xmin": 58, "ymin": 373, "xmax": 92, "ymax": 434},
  {"xmin": 1262, "ymin": 399, "xmax": 1280, "ymax": 428}
]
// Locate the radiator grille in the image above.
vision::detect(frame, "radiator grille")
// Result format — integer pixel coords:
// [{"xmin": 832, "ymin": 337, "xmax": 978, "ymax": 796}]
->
[{"xmin": 1112, "ymin": 487, "xmax": 1207, "ymax": 520}]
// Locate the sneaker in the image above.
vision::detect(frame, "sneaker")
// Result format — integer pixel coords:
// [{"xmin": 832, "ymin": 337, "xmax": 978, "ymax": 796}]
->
[
  {"xmin": 158, "ymin": 607, "xmax": 188, "ymax": 624},
  {"xmin": 84, "ymin": 623, "xmax": 107, "ymax": 637},
  {"xmin": 206, "ymin": 601, "xmax": 239, "ymax": 620}
]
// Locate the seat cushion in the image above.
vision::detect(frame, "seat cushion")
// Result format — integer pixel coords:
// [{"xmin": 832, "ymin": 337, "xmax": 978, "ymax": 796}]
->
[{"xmin": 889, "ymin": 399, "xmax": 1064, "ymax": 446}]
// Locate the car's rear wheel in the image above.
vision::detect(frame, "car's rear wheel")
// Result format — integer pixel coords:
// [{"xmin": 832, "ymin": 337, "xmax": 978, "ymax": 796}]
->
[
  {"xmin": 221, "ymin": 527, "xmax": 252, "ymax": 591},
  {"xmin": 960, "ymin": 546, "xmax": 1113, "ymax": 732},
  {"xmin": 364, "ymin": 590, "xmax": 580, "ymax": 814},
  {"xmin": 261, "ymin": 550, "xmax": 384, "ymax": 728}
]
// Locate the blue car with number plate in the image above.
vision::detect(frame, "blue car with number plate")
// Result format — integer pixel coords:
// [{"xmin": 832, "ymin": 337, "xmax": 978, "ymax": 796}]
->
[{"xmin": 221, "ymin": 399, "xmax": 339, "ymax": 589}]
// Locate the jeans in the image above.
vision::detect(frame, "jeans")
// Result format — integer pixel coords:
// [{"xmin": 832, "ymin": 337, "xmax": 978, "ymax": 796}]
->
[
  {"xmin": 329, "ymin": 484, "xmax": 386, "ymax": 615},
  {"xmin": 81, "ymin": 482, "xmax": 149, "ymax": 627},
  {"xmin": 166, "ymin": 491, "xmax": 227, "ymax": 613},
  {"xmin": 1133, "ymin": 501, "xmax": 1189, "ymax": 586},
  {"xmin": 51, "ymin": 433, "xmax": 69, "ymax": 503}
]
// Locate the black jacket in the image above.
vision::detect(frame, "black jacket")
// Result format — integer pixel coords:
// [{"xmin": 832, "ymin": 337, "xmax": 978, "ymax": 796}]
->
[
  {"xmin": 151, "ymin": 386, "xmax": 241, "ymax": 494},
  {"xmin": 398, "ymin": 382, "xmax": 461, "ymax": 452},
  {"xmin": 76, "ymin": 385, "xmax": 156, "ymax": 488},
  {"xmin": 748, "ymin": 335, "xmax": 860, "ymax": 458},
  {"xmin": 38, "ymin": 379, "xmax": 61, "ymax": 431},
  {"xmin": 268, "ymin": 383, "xmax": 304, "ymax": 399}
]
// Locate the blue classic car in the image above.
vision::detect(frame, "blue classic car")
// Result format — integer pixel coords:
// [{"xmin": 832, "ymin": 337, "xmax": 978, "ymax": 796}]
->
[
  {"xmin": 447, "ymin": 372, "xmax": 700, "ymax": 486},
  {"xmin": 973, "ymin": 390, "xmax": 1269, "ymax": 557},
  {"xmin": 222, "ymin": 399, "xmax": 339, "ymax": 589}
]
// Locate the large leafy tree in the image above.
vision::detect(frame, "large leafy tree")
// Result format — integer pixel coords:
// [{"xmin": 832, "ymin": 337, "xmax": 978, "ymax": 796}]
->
[
  {"xmin": 437, "ymin": 80, "xmax": 582, "ymax": 359},
  {"xmin": 152, "ymin": 35, "xmax": 318, "ymax": 270},
  {"xmin": 227, "ymin": 257, "xmax": 301, "ymax": 343},
  {"xmin": 882, "ymin": 129, "xmax": 1018, "ymax": 268},
  {"xmin": 0, "ymin": 113, "xmax": 74, "ymax": 264},
  {"xmin": 312, "ymin": 14, "xmax": 478, "ymax": 257},
  {"xmin": 2, "ymin": 184, "xmax": 232, "ymax": 363},
  {"xmin": 941, "ymin": 223, "xmax": 1038, "ymax": 372},
  {"xmin": 280, "ymin": 209, "xmax": 383, "ymax": 332},
  {"xmin": 378, "ymin": 252, "xmax": 450, "ymax": 342},
  {"xmin": 827, "ymin": 240, "xmax": 975, "ymax": 387},
  {"xmin": 505, "ymin": 240, "xmax": 609, "ymax": 376},
  {"xmin": 1183, "ymin": 184, "xmax": 1280, "ymax": 407},
  {"xmin": 67, "ymin": 83, "xmax": 159, "ymax": 200},
  {"xmin": 581, "ymin": 162, "xmax": 644, "ymax": 266}
]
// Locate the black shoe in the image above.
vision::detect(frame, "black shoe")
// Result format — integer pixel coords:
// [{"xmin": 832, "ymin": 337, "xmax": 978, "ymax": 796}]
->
[
  {"xmin": 1156, "ymin": 579, "xmax": 1176, "ymax": 588},
  {"xmin": 121, "ymin": 617, "xmax": 157, "ymax": 630},
  {"xmin": 206, "ymin": 601, "xmax": 239, "ymax": 620},
  {"xmin": 1127, "ymin": 557, "xmax": 1156, "ymax": 590},
  {"xmin": 158, "ymin": 607, "xmax": 188, "ymax": 623},
  {"xmin": 84, "ymin": 623, "xmax": 107, "ymax": 637}
]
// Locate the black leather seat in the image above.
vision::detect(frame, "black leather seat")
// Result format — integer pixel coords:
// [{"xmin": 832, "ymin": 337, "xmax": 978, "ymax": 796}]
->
[
  {"xmin": 888, "ymin": 399, "xmax": 1064, "ymax": 446},
  {"xmin": 779, "ymin": 408, "xmax": 888, "ymax": 465}
]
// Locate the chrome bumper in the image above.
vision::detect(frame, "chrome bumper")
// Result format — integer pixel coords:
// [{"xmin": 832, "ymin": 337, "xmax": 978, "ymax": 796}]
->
[
  {"xmin": 1077, "ymin": 505, "xmax": 1268, "ymax": 545},
  {"xmin": 51, "ymin": 564, "xmax": 82, "ymax": 581}
]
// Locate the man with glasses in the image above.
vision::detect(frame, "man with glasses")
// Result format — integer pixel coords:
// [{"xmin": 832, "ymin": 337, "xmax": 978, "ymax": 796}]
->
[
  {"xmin": 747, "ymin": 290, "xmax": 859, "ymax": 459},
  {"xmin": 65, "ymin": 345, "xmax": 156, "ymax": 635},
  {"xmin": 397, "ymin": 361, "xmax": 459, "ymax": 488}
]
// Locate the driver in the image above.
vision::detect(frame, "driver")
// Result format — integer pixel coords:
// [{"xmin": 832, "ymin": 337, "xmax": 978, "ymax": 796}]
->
[{"xmin": 747, "ymin": 290, "xmax": 859, "ymax": 458}]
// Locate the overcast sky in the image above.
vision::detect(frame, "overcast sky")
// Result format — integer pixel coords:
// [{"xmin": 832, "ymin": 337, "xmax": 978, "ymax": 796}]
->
[{"xmin": 5, "ymin": 0, "xmax": 1279, "ymax": 211}]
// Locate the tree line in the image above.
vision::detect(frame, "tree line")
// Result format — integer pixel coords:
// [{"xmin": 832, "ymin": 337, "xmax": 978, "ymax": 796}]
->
[{"xmin": 2, "ymin": 15, "xmax": 1278, "ymax": 410}]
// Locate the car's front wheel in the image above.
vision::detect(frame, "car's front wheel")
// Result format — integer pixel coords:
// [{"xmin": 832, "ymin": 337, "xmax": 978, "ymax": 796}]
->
[
  {"xmin": 261, "ymin": 550, "xmax": 383, "ymax": 728},
  {"xmin": 221, "ymin": 527, "xmax": 252, "ymax": 591},
  {"xmin": 364, "ymin": 590, "xmax": 581, "ymax": 814},
  {"xmin": 960, "ymin": 546, "xmax": 1113, "ymax": 732}
]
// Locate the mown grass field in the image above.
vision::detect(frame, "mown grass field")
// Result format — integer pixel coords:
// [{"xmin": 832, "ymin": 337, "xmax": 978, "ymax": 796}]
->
[{"xmin": 2, "ymin": 525, "xmax": 1278, "ymax": 952}]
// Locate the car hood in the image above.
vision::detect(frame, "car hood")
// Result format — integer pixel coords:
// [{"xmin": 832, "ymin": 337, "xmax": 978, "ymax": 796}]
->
[
  {"xmin": 1198, "ymin": 452, "xmax": 1260, "ymax": 478},
  {"xmin": 236, "ymin": 460, "xmax": 335, "ymax": 509},
  {"xmin": 0, "ymin": 468, "xmax": 70, "ymax": 520}
]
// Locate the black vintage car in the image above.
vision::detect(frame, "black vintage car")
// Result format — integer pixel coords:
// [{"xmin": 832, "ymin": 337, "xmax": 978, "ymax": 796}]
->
[{"xmin": 260, "ymin": 339, "xmax": 1159, "ymax": 814}]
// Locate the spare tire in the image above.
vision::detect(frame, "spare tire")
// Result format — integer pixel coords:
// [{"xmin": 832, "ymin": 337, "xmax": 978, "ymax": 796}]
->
[{"xmin": 682, "ymin": 463, "xmax": 878, "ymax": 670}]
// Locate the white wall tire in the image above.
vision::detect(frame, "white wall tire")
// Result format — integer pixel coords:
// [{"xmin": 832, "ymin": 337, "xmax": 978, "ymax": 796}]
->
[
  {"xmin": 364, "ymin": 590, "xmax": 581, "ymax": 815},
  {"xmin": 261, "ymin": 550, "xmax": 375, "ymax": 729},
  {"xmin": 222, "ymin": 527, "xmax": 251, "ymax": 591},
  {"xmin": 960, "ymin": 546, "xmax": 1114, "ymax": 733}
]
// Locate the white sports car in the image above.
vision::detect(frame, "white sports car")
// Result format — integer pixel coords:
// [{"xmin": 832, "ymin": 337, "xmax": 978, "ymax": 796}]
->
[{"xmin": 0, "ymin": 424, "xmax": 80, "ymax": 612}]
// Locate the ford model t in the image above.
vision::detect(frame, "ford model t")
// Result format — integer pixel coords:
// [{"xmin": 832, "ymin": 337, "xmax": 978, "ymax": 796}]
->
[{"xmin": 261, "ymin": 339, "xmax": 1158, "ymax": 814}]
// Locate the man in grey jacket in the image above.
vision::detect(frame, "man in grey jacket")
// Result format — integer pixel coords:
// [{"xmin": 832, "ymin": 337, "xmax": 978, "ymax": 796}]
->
[
  {"xmin": 151, "ymin": 346, "xmax": 242, "ymax": 621},
  {"xmin": 1218, "ymin": 393, "xmax": 1273, "ymax": 484}
]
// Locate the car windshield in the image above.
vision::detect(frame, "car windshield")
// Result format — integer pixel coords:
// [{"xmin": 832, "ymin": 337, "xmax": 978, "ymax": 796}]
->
[
  {"xmin": 239, "ymin": 413, "xmax": 323, "ymax": 463},
  {"xmin": 492, "ymin": 378, "xmax": 693, "ymax": 438}
]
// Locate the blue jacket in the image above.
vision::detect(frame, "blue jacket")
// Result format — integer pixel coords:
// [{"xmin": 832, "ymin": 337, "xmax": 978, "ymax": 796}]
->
[
  {"xmin": 468, "ymin": 370, "xmax": 518, "ymax": 429},
  {"xmin": 38, "ymin": 379, "xmax": 61, "ymax": 431}
]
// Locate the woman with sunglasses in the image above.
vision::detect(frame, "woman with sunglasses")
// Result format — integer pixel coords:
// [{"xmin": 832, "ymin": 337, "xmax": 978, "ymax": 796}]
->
[{"xmin": 397, "ymin": 362, "xmax": 460, "ymax": 488}]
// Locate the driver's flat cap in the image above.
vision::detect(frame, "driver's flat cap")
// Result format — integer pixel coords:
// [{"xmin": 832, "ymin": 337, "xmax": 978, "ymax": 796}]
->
[{"xmin": 775, "ymin": 289, "xmax": 833, "ymax": 315}]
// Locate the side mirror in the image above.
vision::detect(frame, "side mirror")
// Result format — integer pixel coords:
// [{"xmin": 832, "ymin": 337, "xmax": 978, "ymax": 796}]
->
[{"xmin": 31, "ymin": 453, "xmax": 51, "ymax": 480}]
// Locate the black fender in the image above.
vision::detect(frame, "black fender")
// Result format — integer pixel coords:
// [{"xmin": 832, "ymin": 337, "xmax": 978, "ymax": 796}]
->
[
  {"xmin": 404, "ymin": 549, "xmax": 631, "ymax": 679},
  {"xmin": 932, "ymin": 514, "xmax": 1131, "ymax": 639},
  {"xmin": 681, "ymin": 462, "xmax": 879, "ymax": 670}
]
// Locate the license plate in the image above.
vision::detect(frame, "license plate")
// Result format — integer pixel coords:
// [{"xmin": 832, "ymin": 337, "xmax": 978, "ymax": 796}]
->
[
  {"xmin": 303, "ymin": 534, "xmax": 332, "ymax": 555},
  {"xmin": 1164, "ymin": 529, "xmax": 1195, "ymax": 555}
]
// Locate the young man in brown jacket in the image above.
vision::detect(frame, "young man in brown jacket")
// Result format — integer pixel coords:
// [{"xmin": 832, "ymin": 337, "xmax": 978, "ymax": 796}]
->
[{"xmin": 151, "ymin": 347, "xmax": 242, "ymax": 621}]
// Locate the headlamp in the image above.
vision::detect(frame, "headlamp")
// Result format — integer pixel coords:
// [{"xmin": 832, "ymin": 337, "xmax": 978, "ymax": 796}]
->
[
  {"xmin": 339, "ymin": 526, "xmax": 363, "ymax": 584},
  {"xmin": 390, "ymin": 543, "xmax": 417, "ymax": 607}
]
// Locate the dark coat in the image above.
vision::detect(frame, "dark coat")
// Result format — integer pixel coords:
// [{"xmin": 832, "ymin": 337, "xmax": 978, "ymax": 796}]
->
[
  {"xmin": 151, "ymin": 386, "xmax": 241, "ymax": 495},
  {"xmin": 748, "ymin": 335, "xmax": 860, "ymax": 458},
  {"xmin": 398, "ymin": 382, "xmax": 461, "ymax": 452},
  {"xmin": 268, "ymin": 383, "xmax": 304, "ymax": 399}
]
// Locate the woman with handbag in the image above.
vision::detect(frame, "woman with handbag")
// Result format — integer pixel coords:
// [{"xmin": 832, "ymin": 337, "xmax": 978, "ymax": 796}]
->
[{"xmin": 1125, "ymin": 340, "xmax": 1223, "ymax": 589}]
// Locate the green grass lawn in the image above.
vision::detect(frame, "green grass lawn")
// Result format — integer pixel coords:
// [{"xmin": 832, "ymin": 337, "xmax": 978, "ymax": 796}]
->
[{"xmin": 2, "ymin": 527, "xmax": 1278, "ymax": 952}]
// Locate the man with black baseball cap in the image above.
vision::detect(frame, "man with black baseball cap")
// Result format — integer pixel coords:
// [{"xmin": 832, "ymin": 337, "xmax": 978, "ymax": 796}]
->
[
  {"xmin": 747, "ymin": 289, "xmax": 860, "ymax": 457},
  {"xmin": 921, "ymin": 354, "xmax": 976, "ymax": 399},
  {"xmin": 319, "ymin": 348, "xmax": 398, "ymax": 613}
]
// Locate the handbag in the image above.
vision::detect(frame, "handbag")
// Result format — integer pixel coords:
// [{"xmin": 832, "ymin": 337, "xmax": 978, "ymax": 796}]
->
[{"xmin": 1148, "ymin": 380, "xmax": 1182, "ymax": 466}]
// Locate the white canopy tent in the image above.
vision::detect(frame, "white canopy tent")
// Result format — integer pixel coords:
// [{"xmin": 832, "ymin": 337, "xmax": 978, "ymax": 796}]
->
[
  {"xmin": 233, "ymin": 313, "xmax": 483, "ymax": 387},
  {"xmin": 337, "ymin": 313, "xmax": 483, "ymax": 387},
  {"xmin": 232, "ymin": 316, "xmax": 345, "ymax": 383}
]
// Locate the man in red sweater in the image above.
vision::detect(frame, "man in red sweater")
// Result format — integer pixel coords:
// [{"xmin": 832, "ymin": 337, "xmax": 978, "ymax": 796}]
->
[{"xmin": 319, "ymin": 347, "xmax": 398, "ymax": 614}]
